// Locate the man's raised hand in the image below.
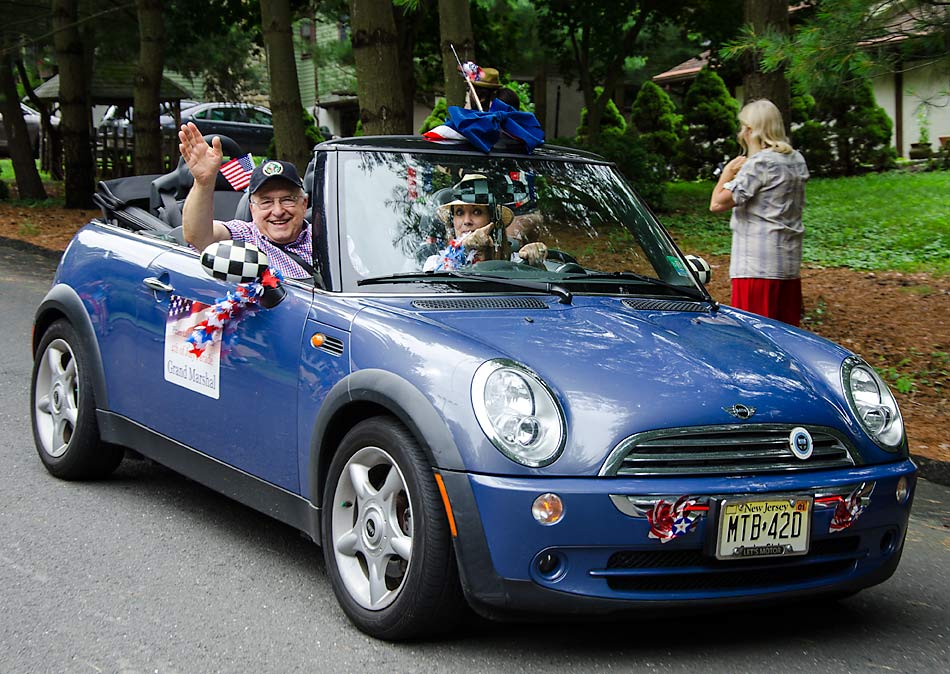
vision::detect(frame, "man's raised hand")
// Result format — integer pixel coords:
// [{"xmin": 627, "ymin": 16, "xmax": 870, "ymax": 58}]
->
[{"xmin": 178, "ymin": 122, "xmax": 222, "ymax": 187}]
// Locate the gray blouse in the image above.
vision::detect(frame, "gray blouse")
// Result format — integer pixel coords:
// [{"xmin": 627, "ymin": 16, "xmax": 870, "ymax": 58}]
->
[{"xmin": 725, "ymin": 149, "xmax": 809, "ymax": 279}]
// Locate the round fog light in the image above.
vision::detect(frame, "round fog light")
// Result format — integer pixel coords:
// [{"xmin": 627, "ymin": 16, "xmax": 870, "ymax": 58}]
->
[
  {"xmin": 538, "ymin": 552, "xmax": 560, "ymax": 575},
  {"xmin": 896, "ymin": 476, "xmax": 910, "ymax": 504},
  {"xmin": 532, "ymin": 493, "xmax": 564, "ymax": 525}
]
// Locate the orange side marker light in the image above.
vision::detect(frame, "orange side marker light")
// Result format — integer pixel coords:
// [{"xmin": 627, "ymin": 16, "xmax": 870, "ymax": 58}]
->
[{"xmin": 433, "ymin": 472, "xmax": 458, "ymax": 537}]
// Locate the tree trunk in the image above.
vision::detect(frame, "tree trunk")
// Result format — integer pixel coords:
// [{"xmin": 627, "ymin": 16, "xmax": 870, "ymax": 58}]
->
[
  {"xmin": 437, "ymin": 0, "xmax": 474, "ymax": 108},
  {"xmin": 260, "ymin": 0, "xmax": 312, "ymax": 170},
  {"xmin": 133, "ymin": 0, "xmax": 165, "ymax": 175},
  {"xmin": 0, "ymin": 52, "xmax": 47, "ymax": 199},
  {"xmin": 393, "ymin": 4, "xmax": 416, "ymax": 132},
  {"xmin": 742, "ymin": 0, "xmax": 791, "ymax": 134},
  {"xmin": 15, "ymin": 57, "xmax": 59, "ymax": 179},
  {"xmin": 52, "ymin": 0, "xmax": 95, "ymax": 208},
  {"xmin": 349, "ymin": 0, "xmax": 410, "ymax": 135}
]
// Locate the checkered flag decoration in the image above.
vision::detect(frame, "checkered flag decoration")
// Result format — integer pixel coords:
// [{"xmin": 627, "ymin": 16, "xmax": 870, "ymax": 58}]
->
[
  {"xmin": 685, "ymin": 255, "xmax": 711, "ymax": 285},
  {"xmin": 500, "ymin": 172, "xmax": 530, "ymax": 207},
  {"xmin": 200, "ymin": 240, "xmax": 269, "ymax": 284}
]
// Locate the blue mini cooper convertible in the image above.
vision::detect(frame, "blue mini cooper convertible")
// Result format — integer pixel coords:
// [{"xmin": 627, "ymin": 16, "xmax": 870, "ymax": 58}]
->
[{"xmin": 30, "ymin": 134, "xmax": 916, "ymax": 640}]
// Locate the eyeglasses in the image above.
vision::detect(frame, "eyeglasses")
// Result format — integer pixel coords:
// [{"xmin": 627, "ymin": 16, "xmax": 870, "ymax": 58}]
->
[{"xmin": 251, "ymin": 195, "xmax": 302, "ymax": 209}]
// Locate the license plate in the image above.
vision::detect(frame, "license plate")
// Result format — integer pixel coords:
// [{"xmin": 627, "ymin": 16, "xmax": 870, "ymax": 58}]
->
[{"xmin": 715, "ymin": 496, "xmax": 812, "ymax": 560}]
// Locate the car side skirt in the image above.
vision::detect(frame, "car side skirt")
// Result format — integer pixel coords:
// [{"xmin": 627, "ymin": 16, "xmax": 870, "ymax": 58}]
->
[{"xmin": 98, "ymin": 411, "xmax": 321, "ymax": 542}]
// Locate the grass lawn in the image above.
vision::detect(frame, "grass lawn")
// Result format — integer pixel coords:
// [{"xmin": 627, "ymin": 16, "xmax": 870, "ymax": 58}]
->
[{"xmin": 659, "ymin": 170, "xmax": 950, "ymax": 275}]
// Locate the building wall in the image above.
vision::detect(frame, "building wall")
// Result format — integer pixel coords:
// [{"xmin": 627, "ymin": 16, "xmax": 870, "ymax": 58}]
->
[
  {"xmin": 873, "ymin": 55, "xmax": 950, "ymax": 156},
  {"xmin": 542, "ymin": 76, "xmax": 584, "ymax": 140}
]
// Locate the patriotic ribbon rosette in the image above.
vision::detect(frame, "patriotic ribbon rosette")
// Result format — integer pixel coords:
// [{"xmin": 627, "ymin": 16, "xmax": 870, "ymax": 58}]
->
[
  {"xmin": 645, "ymin": 495, "xmax": 703, "ymax": 543},
  {"xmin": 183, "ymin": 269, "xmax": 283, "ymax": 358}
]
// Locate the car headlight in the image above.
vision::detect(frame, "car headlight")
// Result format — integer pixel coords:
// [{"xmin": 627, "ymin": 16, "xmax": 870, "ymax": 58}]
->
[
  {"xmin": 841, "ymin": 357, "xmax": 905, "ymax": 451},
  {"xmin": 472, "ymin": 359, "xmax": 566, "ymax": 467}
]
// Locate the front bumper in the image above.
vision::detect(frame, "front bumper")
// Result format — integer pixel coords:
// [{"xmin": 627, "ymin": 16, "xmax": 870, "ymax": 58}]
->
[{"xmin": 439, "ymin": 459, "xmax": 917, "ymax": 618}]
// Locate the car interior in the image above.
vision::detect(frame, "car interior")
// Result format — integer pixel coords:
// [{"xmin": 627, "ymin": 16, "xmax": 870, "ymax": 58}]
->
[{"xmin": 94, "ymin": 133, "xmax": 317, "ymax": 251}]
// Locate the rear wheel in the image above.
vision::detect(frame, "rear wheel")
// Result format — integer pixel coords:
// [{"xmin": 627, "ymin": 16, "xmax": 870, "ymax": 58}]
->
[
  {"xmin": 30, "ymin": 320, "xmax": 123, "ymax": 480},
  {"xmin": 322, "ymin": 417, "xmax": 464, "ymax": 640}
]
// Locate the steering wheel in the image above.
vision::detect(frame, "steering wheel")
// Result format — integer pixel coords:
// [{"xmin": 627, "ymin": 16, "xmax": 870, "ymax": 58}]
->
[
  {"xmin": 553, "ymin": 262, "xmax": 586, "ymax": 274},
  {"xmin": 175, "ymin": 133, "xmax": 245, "ymax": 196}
]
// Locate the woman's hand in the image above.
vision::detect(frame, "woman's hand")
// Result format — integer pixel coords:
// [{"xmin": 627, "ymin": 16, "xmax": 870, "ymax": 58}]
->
[
  {"xmin": 518, "ymin": 242, "xmax": 548, "ymax": 266},
  {"xmin": 459, "ymin": 222, "xmax": 496, "ymax": 249},
  {"xmin": 178, "ymin": 122, "xmax": 222, "ymax": 188},
  {"xmin": 722, "ymin": 155, "xmax": 747, "ymax": 181}
]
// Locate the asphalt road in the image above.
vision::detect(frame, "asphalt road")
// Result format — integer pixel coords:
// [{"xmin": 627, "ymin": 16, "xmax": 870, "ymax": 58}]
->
[{"xmin": 1, "ymin": 244, "xmax": 948, "ymax": 674}]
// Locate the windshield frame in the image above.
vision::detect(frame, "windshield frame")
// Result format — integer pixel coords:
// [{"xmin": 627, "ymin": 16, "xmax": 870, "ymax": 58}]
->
[{"xmin": 330, "ymin": 142, "xmax": 709, "ymax": 301}]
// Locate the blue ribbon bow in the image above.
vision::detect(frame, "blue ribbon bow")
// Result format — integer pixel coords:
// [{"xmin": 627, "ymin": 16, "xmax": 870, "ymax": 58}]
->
[{"xmin": 446, "ymin": 99, "xmax": 545, "ymax": 153}]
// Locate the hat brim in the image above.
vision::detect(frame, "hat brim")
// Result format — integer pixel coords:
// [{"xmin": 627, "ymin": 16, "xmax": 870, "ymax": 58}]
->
[{"xmin": 437, "ymin": 200, "xmax": 514, "ymax": 227}]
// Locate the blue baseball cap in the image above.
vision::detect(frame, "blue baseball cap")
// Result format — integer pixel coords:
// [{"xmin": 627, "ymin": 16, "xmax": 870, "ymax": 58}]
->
[{"xmin": 248, "ymin": 159, "xmax": 304, "ymax": 194}]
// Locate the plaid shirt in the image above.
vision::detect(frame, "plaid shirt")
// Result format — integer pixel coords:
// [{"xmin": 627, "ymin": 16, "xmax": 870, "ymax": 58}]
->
[
  {"xmin": 725, "ymin": 149, "xmax": 809, "ymax": 280},
  {"xmin": 221, "ymin": 219, "xmax": 313, "ymax": 279}
]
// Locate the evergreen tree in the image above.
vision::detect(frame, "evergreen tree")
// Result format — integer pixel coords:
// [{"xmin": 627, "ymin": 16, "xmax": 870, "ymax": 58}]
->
[
  {"xmin": 577, "ymin": 87, "xmax": 626, "ymax": 140},
  {"xmin": 629, "ymin": 80, "xmax": 683, "ymax": 159},
  {"xmin": 675, "ymin": 69, "xmax": 739, "ymax": 180},
  {"xmin": 812, "ymin": 81, "xmax": 896, "ymax": 175}
]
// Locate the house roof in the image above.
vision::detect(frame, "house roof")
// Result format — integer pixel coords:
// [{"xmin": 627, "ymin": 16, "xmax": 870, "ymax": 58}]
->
[
  {"xmin": 34, "ymin": 63, "xmax": 194, "ymax": 104},
  {"xmin": 652, "ymin": 52, "xmax": 710, "ymax": 85}
]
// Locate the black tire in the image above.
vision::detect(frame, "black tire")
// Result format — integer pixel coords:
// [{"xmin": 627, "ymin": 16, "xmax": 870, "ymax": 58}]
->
[
  {"xmin": 30, "ymin": 319, "xmax": 123, "ymax": 480},
  {"xmin": 322, "ymin": 417, "xmax": 464, "ymax": 640}
]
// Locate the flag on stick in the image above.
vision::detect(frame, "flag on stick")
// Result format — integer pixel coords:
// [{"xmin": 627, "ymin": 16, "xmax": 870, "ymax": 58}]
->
[{"xmin": 219, "ymin": 154, "xmax": 255, "ymax": 191}]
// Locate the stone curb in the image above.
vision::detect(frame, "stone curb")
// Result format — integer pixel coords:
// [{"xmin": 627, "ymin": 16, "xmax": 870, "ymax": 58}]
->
[
  {"xmin": 911, "ymin": 455, "xmax": 950, "ymax": 487},
  {"xmin": 0, "ymin": 235, "xmax": 64, "ymax": 261},
  {"xmin": 2, "ymin": 237, "xmax": 949, "ymax": 487}
]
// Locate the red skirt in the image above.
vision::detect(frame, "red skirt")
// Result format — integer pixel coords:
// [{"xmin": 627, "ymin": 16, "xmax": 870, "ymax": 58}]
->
[{"xmin": 731, "ymin": 278, "xmax": 803, "ymax": 327}]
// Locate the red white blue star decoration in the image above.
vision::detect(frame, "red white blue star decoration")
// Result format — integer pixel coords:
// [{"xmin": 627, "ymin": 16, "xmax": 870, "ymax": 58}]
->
[
  {"xmin": 184, "ymin": 269, "xmax": 283, "ymax": 358},
  {"xmin": 827, "ymin": 485, "xmax": 869, "ymax": 533},
  {"xmin": 645, "ymin": 495, "xmax": 703, "ymax": 543}
]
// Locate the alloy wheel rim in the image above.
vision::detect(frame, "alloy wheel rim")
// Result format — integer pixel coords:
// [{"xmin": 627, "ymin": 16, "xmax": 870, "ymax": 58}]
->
[
  {"xmin": 330, "ymin": 446, "xmax": 413, "ymax": 611},
  {"xmin": 34, "ymin": 338, "xmax": 79, "ymax": 458}
]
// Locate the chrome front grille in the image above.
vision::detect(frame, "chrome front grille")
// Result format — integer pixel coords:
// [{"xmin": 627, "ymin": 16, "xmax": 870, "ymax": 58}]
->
[{"xmin": 600, "ymin": 424, "xmax": 857, "ymax": 477}]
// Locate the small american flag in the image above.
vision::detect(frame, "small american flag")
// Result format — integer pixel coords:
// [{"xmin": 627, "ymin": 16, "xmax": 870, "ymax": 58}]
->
[{"xmin": 219, "ymin": 153, "xmax": 255, "ymax": 191}]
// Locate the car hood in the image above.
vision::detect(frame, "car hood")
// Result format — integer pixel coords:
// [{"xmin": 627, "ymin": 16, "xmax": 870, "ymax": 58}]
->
[{"xmin": 354, "ymin": 295, "xmax": 859, "ymax": 475}]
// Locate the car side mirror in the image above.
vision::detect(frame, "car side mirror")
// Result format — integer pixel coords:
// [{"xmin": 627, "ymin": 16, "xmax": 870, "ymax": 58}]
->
[
  {"xmin": 200, "ymin": 240, "xmax": 286, "ymax": 308},
  {"xmin": 685, "ymin": 255, "xmax": 711, "ymax": 285}
]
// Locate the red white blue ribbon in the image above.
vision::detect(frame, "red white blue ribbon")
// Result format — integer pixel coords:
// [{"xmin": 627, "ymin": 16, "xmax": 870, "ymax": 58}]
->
[{"xmin": 184, "ymin": 268, "xmax": 283, "ymax": 358}]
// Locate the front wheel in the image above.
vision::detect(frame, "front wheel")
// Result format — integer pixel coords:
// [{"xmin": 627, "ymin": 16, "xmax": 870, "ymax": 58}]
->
[
  {"xmin": 30, "ymin": 319, "xmax": 123, "ymax": 480},
  {"xmin": 322, "ymin": 417, "xmax": 464, "ymax": 640}
]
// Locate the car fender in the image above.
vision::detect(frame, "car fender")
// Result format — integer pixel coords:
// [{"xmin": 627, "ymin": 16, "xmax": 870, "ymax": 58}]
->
[
  {"xmin": 33, "ymin": 283, "xmax": 109, "ymax": 410},
  {"xmin": 308, "ymin": 368, "xmax": 464, "ymax": 506}
]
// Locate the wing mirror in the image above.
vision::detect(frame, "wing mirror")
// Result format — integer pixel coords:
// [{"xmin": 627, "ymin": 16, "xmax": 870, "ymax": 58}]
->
[
  {"xmin": 685, "ymin": 255, "xmax": 711, "ymax": 285},
  {"xmin": 200, "ymin": 240, "xmax": 286, "ymax": 308}
]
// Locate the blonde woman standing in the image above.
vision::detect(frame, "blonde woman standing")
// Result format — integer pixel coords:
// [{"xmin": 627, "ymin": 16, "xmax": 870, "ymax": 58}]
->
[{"xmin": 710, "ymin": 99, "xmax": 809, "ymax": 326}]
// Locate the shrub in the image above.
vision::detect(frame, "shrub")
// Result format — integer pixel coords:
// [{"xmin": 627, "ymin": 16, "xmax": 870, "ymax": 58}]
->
[
  {"xmin": 629, "ymin": 81, "xmax": 684, "ymax": 160},
  {"xmin": 556, "ymin": 130, "xmax": 668, "ymax": 210},
  {"xmin": 577, "ymin": 87, "xmax": 627, "ymax": 139},
  {"xmin": 675, "ymin": 69, "xmax": 739, "ymax": 180},
  {"xmin": 419, "ymin": 98, "xmax": 448, "ymax": 134},
  {"xmin": 811, "ymin": 81, "xmax": 896, "ymax": 175},
  {"xmin": 500, "ymin": 81, "xmax": 534, "ymax": 113},
  {"xmin": 792, "ymin": 120, "xmax": 835, "ymax": 176}
]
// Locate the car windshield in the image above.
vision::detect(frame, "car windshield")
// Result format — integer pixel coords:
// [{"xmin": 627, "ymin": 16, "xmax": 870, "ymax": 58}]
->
[{"xmin": 338, "ymin": 149, "xmax": 704, "ymax": 298}]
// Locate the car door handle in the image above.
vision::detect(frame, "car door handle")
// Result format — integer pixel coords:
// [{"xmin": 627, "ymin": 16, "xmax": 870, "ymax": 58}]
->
[{"xmin": 143, "ymin": 277, "xmax": 174, "ymax": 293}]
